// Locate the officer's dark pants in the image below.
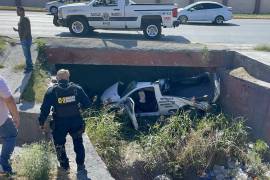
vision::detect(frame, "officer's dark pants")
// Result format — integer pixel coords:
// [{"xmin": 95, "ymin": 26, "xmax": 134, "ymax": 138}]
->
[{"xmin": 52, "ymin": 117, "xmax": 85, "ymax": 168}]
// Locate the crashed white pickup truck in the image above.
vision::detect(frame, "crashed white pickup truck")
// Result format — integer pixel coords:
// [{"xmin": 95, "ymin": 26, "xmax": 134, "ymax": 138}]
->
[
  {"xmin": 55, "ymin": 0, "xmax": 180, "ymax": 39},
  {"xmin": 101, "ymin": 73, "xmax": 220, "ymax": 130}
]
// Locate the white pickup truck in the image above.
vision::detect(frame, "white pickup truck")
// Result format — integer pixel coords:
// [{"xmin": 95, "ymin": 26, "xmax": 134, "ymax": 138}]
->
[
  {"xmin": 55, "ymin": 0, "xmax": 180, "ymax": 39},
  {"xmin": 101, "ymin": 73, "xmax": 220, "ymax": 130}
]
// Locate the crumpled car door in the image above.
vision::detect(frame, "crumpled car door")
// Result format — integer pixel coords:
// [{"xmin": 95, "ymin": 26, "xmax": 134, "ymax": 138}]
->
[{"xmin": 123, "ymin": 97, "xmax": 139, "ymax": 130}]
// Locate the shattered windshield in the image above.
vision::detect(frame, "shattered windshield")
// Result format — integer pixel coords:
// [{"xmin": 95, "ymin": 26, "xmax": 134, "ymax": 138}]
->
[{"xmin": 120, "ymin": 81, "xmax": 137, "ymax": 97}]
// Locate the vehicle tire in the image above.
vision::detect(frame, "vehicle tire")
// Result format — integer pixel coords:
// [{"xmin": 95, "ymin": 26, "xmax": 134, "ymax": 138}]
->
[
  {"xmin": 50, "ymin": 6, "xmax": 58, "ymax": 15},
  {"xmin": 143, "ymin": 22, "xmax": 162, "ymax": 40},
  {"xmin": 214, "ymin": 15, "xmax": 224, "ymax": 25},
  {"xmin": 68, "ymin": 17, "xmax": 89, "ymax": 36},
  {"xmin": 179, "ymin": 15, "xmax": 188, "ymax": 24}
]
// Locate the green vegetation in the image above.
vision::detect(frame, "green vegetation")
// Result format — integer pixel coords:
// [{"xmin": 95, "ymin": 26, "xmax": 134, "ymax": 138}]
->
[
  {"xmin": 0, "ymin": 37, "xmax": 6, "ymax": 54},
  {"xmin": 0, "ymin": 64, "xmax": 4, "ymax": 69},
  {"xmin": 85, "ymin": 110, "xmax": 270, "ymax": 179},
  {"xmin": 234, "ymin": 13, "xmax": 270, "ymax": 19},
  {"xmin": 13, "ymin": 142, "xmax": 57, "ymax": 180},
  {"xmin": 254, "ymin": 44, "xmax": 270, "ymax": 52},
  {"xmin": 21, "ymin": 62, "xmax": 50, "ymax": 102},
  {"xmin": 35, "ymin": 39, "xmax": 47, "ymax": 56},
  {"xmin": 13, "ymin": 63, "xmax": 25, "ymax": 72}
]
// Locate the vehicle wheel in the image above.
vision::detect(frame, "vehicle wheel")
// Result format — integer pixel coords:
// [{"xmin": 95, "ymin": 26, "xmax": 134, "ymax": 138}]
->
[
  {"xmin": 179, "ymin": 15, "xmax": 188, "ymax": 24},
  {"xmin": 50, "ymin": 6, "xmax": 58, "ymax": 15},
  {"xmin": 214, "ymin": 16, "xmax": 224, "ymax": 25},
  {"xmin": 143, "ymin": 22, "xmax": 162, "ymax": 40},
  {"xmin": 68, "ymin": 17, "xmax": 89, "ymax": 36}
]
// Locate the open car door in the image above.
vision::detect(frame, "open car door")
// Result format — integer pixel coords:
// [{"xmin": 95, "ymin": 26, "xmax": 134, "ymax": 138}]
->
[{"xmin": 123, "ymin": 97, "xmax": 139, "ymax": 130}]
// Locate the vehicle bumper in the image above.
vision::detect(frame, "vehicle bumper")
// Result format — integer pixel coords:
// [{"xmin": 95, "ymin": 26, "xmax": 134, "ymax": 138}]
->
[
  {"xmin": 173, "ymin": 20, "xmax": 180, "ymax": 27},
  {"xmin": 53, "ymin": 16, "xmax": 67, "ymax": 27},
  {"xmin": 58, "ymin": 18, "xmax": 68, "ymax": 27}
]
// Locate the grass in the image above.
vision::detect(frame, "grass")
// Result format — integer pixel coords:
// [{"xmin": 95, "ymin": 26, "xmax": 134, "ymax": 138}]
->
[
  {"xmin": 21, "ymin": 62, "xmax": 50, "ymax": 102},
  {"xmin": 85, "ymin": 110, "xmax": 270, "ymax": 179},
  {"xmin": 0, "ymin": 37, "xmax": 6, "ymax": 54},
  {"xmin": 13, "ymin": 63, "xmax": 25, "ymax": 72},
  {"xmin": 12, "ymin": 142, "xmax": 57, "ymax": 180},
  {"xmin": 234, "ymin": 13, "xmax": 270, "ymax": 19},
  {"xmin": 0, "ymin": 64, "xmax": 4, "ymax": 69},
  {"xmin": 254, "ymin": 44, "xmax": 270, "ymax": 52},
  {"xmin": 0, "ymin": 6, "xmax": 45, "ymax": 12}
]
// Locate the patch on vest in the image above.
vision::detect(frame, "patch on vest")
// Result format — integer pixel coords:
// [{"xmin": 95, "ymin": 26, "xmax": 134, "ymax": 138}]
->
[{"xmin": 58, "ymin": 96, "xmax": 76, "ymax": 104}]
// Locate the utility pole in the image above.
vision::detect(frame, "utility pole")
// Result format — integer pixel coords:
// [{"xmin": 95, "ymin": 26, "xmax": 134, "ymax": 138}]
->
[{"xmin": 254, "ymin": 0, "xmax": 261, "ymax": 14}]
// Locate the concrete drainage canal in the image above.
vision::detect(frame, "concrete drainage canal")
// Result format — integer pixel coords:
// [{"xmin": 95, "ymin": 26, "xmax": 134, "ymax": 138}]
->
[{"xmin": 16, "ymin": 38, "xmax": 270, "ymax": 180}]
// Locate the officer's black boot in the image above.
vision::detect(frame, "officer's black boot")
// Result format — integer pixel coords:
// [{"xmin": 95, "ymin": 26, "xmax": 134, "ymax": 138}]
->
[{"xmin": 55, "ymin": 144, "xmax": 70, "ymax": 171}]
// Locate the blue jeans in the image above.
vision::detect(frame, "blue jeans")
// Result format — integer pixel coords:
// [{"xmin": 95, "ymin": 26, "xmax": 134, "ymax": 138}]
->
[
  {"xmin": 0, "ymin": 118, "xmax": 18, "ymax": 173},
  {"xmin": 21, "ymin": 39, "xmax": 33, "ymax": 70}
]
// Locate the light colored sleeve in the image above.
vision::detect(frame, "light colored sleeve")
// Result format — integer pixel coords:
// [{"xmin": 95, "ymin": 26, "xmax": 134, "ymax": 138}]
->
[{"xmin": 0, "ymin": 77, "xmax": 12, "ymax": 99}]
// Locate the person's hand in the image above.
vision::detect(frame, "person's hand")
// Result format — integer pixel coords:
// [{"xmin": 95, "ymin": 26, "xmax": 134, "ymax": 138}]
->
[
  {"xmin": 13, "ymin": 27, "xmax": 18, "ymax": 32},
  {"xmin": 13, "ymin": 117, "xmax": 20, "ymax": 129}
]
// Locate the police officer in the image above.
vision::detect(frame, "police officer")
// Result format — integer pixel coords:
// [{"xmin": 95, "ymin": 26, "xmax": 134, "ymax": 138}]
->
[{"xmin": 38, "ymin": 69, "xmax": 91, "ymax": 172}]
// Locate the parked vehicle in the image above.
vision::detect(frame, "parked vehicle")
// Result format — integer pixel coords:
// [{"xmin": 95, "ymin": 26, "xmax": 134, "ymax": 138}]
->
[
  {"xmin": 101, "ymin": 72, "xmax": 220, "ymax": 130},
  {"xmin": 54, "ymin": 0, "xmax": 180, "ymax": 39},
  {"xmin": 45, "ymin": 0, "xmax": 66, "ymax": 14},
  {"xmin": 178, "ymin": 1, "xmax": 233, "ymax": 24}
]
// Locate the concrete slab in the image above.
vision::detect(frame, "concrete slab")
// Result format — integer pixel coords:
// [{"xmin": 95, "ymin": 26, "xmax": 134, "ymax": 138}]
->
[
  {"xmin": 0, "ymin": 42, "xmax": 38, "ymax": 103},
  {"xmin": 44, "ymin": 37, "xmax": 231, "ymax": 68},
  {"xmin": 237, "ymin": 50, "xmax": 270, "ymax": 67},
  {"xmin": 233, "ymin": 50, "xmax": 270, "ymax": 83}
]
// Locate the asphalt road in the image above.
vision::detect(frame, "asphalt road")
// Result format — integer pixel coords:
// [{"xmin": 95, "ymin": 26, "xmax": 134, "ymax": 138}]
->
[{"xmin": 0, "ymin": 10, "xmax": 270, "ymax": 45}]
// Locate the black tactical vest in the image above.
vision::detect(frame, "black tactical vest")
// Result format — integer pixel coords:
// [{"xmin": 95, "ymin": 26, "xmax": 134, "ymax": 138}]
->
[{"xmin": 53, "ymin": 83, "xmax": 81, "ymax": 118}]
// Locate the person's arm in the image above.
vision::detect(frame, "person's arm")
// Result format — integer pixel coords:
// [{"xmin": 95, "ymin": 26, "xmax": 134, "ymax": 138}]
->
[
  {"xmin": 38, "ymin": 88, "xmax": 54, "ymax": 128},
  {"xmin": 4, "ymin": 96, "xmax": 20, "ymax": 128},
  {"xmin": 77, "ymin": 86, "xmax": 91, "ymax": 110},
  {"xmin": 0, "ymin": 78, "xmax": 20, "ymax": 128}
]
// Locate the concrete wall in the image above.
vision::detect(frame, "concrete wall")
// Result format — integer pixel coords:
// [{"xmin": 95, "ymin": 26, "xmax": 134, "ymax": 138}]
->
[
  {"xmin": 0, "ymin": 0, "xmax": 269, "ymax": 13},
  {"xmin": 260, "ymin": 0, "xmax": 270, "ymax": 14},
  {"xmin": 227, "ymin": 0, "xmax": 255, "ymax": 14},
  {"xmin": 0, "ymin": 0, "xmax": 48, "ymax": 8},
  {"xmin": 134, "ymin": 0, "xmax": 270, "ymax": 13}
]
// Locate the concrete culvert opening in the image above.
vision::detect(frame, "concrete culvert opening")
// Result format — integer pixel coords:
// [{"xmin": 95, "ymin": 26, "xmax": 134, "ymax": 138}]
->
[{"xmin": 19, "ymin": 38, "xmax": 270, "ymax": 179}]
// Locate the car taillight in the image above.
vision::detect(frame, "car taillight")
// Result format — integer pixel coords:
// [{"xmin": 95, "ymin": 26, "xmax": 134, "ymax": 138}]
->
[{"xmin": 172, "ymin": 8, "xmax": 178, "ymax": 17}]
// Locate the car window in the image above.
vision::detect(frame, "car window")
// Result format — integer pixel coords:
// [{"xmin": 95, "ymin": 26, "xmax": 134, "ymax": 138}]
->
[
  {"xmin": 193, "ymin": 4, "xmax": 204, "ymax": 10},
  {"xmin": 93, "ymin": 0, "xmax": 117, "ymax": 7},
  {"xmin": 203, "ymin": 3, "xmax": 223, "ymax": 9}
]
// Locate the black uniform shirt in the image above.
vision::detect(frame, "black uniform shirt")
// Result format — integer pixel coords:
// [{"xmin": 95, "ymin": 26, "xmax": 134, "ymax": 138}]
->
[{"xmin": 38, "ymin": 80, "xmax": 91, "ymax": 126}]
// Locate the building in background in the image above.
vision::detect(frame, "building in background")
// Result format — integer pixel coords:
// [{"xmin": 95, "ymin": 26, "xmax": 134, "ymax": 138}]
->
[{"xmin": 0, "ymin": 0, "xmax": 269, "ymax": 14}]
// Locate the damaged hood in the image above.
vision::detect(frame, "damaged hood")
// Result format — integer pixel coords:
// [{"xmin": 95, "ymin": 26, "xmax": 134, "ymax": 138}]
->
[{"xmin": 101, "ymin": 82, "xmax": 121, "ymax": 103}]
